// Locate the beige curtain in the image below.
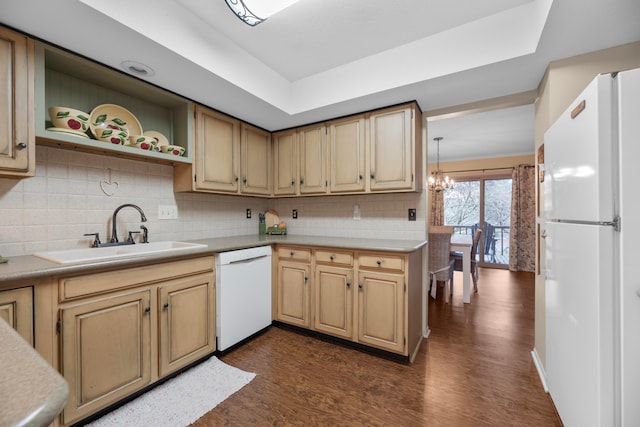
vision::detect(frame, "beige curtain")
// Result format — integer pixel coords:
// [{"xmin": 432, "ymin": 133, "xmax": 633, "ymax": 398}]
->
[
  {"xmin": 509, "ymin": 165, "xmax": 536, "ymax": 272},
  {"xmin": 430, "ymin": 190, "xmax": 444, "ymax": 226}
]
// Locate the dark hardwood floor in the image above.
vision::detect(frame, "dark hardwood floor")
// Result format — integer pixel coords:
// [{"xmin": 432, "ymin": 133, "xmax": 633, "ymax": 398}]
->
[{"xmin": 193, "ymin": 268, "xmax": 561, "ymax": 426}]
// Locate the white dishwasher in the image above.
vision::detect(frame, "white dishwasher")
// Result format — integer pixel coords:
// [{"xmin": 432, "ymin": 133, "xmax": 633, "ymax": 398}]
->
[{"xmin": 216, "ymin": 245, "xmax": 272, "ymax": 351}]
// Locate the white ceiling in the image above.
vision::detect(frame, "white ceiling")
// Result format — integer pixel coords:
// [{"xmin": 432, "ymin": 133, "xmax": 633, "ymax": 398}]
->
[{"xmin": 1, "ymin": 0, "xmax": 639, "ymax": 161}]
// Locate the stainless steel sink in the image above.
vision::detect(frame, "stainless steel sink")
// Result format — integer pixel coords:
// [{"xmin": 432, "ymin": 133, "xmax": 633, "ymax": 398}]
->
[{"xmin": 33, "ymin": 241, "xmax": 208, "ymax": 264}]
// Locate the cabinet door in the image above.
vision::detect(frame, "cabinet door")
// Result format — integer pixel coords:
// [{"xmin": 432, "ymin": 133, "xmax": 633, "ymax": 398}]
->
[
  {"xmin": 0, "ymin": 27, "xmax": 33, "ymax": 176},
  {"xmin": 369, "ymin": 106, "xmax": 415, "ymax": 191},
  {"xmin": 328, "ymin": 116, "xmax": 366, "ymax": 193},
  {"xmin": 273, "ymin": 130, "xmax": 298, "ymax": 196},
  {"xmin": 60, "ymin": 289, "xmax": 152, "ymax": 425},
  {"xmin": 194, "ymin": 105, "xmax": 240, "ymax": 193},
  {"xmin": 276, "ymin": 260, "xmax": 310, "ymax": 328},
  {"xmin": 299, "ymin": 125, "xmax": 327, "ymax": 194},
  {"xmin": 0, "ymin": 286, "xmax": 33, "ymax": 345},
  {"xmin": 314, "ymin": 265, "xmax": 353, "ymax": 339},
  {"xmin": 241, "ymin": 124, "xmax": 272, "ymax": 196},
  {"xmin": 356, "ymin": 270, "xmax": 405, "ymax": 354},
  {"xmin": 158, "ymin": 274, "xmax": 215, "ymax": 377}
]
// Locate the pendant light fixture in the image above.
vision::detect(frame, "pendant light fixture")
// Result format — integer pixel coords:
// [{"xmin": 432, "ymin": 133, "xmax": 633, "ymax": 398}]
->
[
  {"xmin": 428, "ymin": 137, "xmax": 454, "ymax": 192},
  {"xmin": 225, "ymin": 0, "xmax": 302, "ymax": 26}
]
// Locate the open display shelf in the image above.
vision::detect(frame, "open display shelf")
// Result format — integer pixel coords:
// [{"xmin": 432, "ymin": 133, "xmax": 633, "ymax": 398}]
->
[{"xmin": 34, "ymin": 42, "xmax": 193, "ymax": 165}]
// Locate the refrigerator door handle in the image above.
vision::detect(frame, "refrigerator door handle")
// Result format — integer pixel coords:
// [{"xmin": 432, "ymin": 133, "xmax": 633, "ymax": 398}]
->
[{"xmin": 552, "ymin": 216, "xmax": 621, "ymax": 231}]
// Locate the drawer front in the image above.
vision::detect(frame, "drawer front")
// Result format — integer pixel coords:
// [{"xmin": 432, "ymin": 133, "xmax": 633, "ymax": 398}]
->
[
  {"xmin": 315, "ymin": 250, "xmax": 353, "ymax": 266},
  {"xmin": 59, "ymin": 256, "xmax": 215, "ymax": 301},
  {"xmin": 358, "ymin": 253, "xmax": 405, "ymax": 272},
  {"xmin": 277, "ymin": 247, "xmax": 311, "ymax": 263}
]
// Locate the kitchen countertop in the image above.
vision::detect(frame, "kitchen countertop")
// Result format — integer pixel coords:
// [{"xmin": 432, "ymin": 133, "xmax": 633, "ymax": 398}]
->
[
  {"xmin": 0, "ymin": 234, "xmax": 427, "ymax": 284},
  {"xmin": 0, "ymin": 319, "xmax": 68, "ymax": 427},
  {"xmin": 0, "ymin": 234, "xmax": 425, "ymax": 425}
]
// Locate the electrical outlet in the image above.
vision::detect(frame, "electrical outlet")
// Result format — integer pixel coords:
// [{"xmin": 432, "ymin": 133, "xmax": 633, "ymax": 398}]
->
[
  {"xmin": 408, "ymin": 208, "xmax": 416, "ymax": 221},
  {"xmin": 353, "ymin": 203, "xmax": 361, "ymax": 220},
  {"xmin": 158, "ymin": 205, "xmax": 178, "ymax": 220},
  {"xmin": 246, "ymin": 208, "xmax": 252, "ymax": 219},
  {"xmin": 292, "ymin": 209, "xmax": 298, "ymax": 219}
]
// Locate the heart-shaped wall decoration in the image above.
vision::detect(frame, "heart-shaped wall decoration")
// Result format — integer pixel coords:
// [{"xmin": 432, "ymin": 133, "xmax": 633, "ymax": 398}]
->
[
  {"xmin": 100, "ymin": 179, "xmax": 119, "ymax": 196},
  {"xmin": 100, "ymin": 168, "xmax": 119, "ymax": 196}
]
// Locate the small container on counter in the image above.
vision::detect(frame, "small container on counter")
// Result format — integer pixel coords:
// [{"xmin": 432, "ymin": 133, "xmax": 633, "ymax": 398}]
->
[{"xmin": 259, "ymin": 212, "xmax": 266, "ymax": 235}]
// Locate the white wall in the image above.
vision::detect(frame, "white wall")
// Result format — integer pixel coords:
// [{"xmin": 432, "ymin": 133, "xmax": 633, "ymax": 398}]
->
[{"xmin": 0, "ymin": 146, "xmax": 426, "ymax": 257}]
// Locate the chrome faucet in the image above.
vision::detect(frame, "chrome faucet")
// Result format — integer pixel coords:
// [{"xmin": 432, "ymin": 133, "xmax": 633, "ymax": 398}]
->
[{"xmin": 111, "ymin": 204, "xmax": 147, "ymax": 243}]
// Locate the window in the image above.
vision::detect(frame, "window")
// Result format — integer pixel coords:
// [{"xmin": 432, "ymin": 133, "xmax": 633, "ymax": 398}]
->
[{"xmin": 444, "ymin": 176, "xmax": 512, "ymax": 267}]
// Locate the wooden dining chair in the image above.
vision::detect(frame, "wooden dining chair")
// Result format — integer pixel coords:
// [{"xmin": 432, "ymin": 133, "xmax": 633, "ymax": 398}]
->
[
  {"xmin": 451, "ymin": 228, "xmax": 482, "ymax": 292},
  {"xmin": 428, "ymin": 230, "xmax": 455, "ymax": 303}
]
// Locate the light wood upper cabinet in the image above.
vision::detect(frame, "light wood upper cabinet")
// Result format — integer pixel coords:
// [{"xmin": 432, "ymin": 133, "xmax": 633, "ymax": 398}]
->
[
  {"xmin": 328, "ymin": 115, "xmax": 366, "ymax": 193},
  {"xmin": 0, "ymin": 27, "xmax": 34, "ymax": 177},
  {"xmin": 0, "ymin": 286, "xmax": 33, "ymax": 345},
  {"xmin": 272, "ymin": 129, "xmax": 297, "ymax": 196},
  {"xmin": 241, "ymin": 123, "xmax": 272, "ymax": 196},
  {"xmin": 176, "ymin": 105, "xmax": 272, "ymax": 196},
  {"xmin": 369, "ymin": 104, "xmax": 418, "ymax": 191},
  {"xmin": 299, "ymin": 124, "xmax": 328, "ymax": 195},
  {"xmin": 192, "ymin": 105, "xmax": 240, "ymax": 193}
]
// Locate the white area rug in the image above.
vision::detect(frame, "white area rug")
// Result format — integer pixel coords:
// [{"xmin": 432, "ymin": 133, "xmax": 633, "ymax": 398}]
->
[{"xmin": 86, "ymin": 357, "xmax": 255, "ymax": 427}]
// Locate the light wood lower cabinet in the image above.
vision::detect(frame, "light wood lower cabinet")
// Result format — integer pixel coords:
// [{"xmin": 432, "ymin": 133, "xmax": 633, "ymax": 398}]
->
[
  {"xmin": 275, "ymin": 246, "xmax": 423, "ymax": 360},
  {"xmin": 158, "ymin": 275, "xmax": 215, "ymax": 377},
  {"xmin": 60, "ymin": 289, "xmax": 152, "ymax": 424},
  {"xmin": 314, "ymin": 264, "xmax": 353, "ymax": 339},
  {"xmin": 275, "ymin": 247, "xmax": 311, "ymax": 328},
  {"xmin": 356, "ymin": 270, "xmax": 404, "ymax": 353},
  {"xmin": 0, "ymin": 286, "xmax": 33, "ymax": 345},
  {"xmin": 57, "ymin": 256, "xmax": 215, "ymax": 426}
]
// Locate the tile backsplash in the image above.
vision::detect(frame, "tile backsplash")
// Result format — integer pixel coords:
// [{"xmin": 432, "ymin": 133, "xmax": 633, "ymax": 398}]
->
[{"xmin": 0, "ymin": 147, "xmax": 426, "ymax": 257}]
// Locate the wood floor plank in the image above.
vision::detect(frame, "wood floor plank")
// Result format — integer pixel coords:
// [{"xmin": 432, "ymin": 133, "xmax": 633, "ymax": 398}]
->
[{"xmin": 193, "ymin": 268, "xmax": 561, "ymax": 426}]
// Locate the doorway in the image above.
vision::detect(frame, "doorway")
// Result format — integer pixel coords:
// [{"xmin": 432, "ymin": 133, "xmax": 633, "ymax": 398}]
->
[{"xmin": 443, "ymin": 176, "xmax": 512, "ymax": 267}]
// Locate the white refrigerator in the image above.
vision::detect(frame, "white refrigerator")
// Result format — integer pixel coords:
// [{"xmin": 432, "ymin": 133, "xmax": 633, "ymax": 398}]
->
[{"xmin": 541, "ymin": 68, "xmax": 640, "ymax": 427}]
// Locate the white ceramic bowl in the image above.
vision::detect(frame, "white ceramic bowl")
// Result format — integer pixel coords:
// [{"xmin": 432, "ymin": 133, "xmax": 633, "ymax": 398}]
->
[
  {"xmin": 93, "ymin": 124, "xmax": 129, "ymax": 145},
  {"xmin": 48, "ymin": 106, "xmax": 90, "ymax": 132},
  {"xmin": 161, "ymin": 145, "xmax": 185, "ymax": 156},
  {"xmin": 127, "ymin": 135, "xmax": 156, "ymax": 151}
]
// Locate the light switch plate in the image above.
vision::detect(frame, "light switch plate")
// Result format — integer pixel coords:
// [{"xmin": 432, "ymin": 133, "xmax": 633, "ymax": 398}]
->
[
  {"xmin": 408, "ymin": 208, "xmax": 416, "ymax": 221},
  {"xmin": 158, "ymin": 205, "xmax": 178, "ymax": 220}
]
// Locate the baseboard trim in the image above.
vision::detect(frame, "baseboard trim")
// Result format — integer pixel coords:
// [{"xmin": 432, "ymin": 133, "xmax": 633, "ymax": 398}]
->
[{"xmin": 531, "ymin": 348, "xmax": 548, "ymax": 392}]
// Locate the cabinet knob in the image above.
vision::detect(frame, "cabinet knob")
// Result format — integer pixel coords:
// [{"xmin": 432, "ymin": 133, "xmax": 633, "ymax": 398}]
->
[
  {"xmin": 359, "ymin": 174, "xmax": 363, "ymax": 180},
  {"xmin": 358, "ymin": 283, "xmax": 363, "ymax": 289},
  {"xmin": 290, "ymin": 251, "xmax": 294, "ymax": 256},
  {"xmin": 234, "ymin": 176, "xmax": 239, "ymax": 182},
  {"xmin": 330, "ymin": 255, "xmax": 335, "ymax": 261},
  {"xmin": 291, "ymin": 180, "xmax": 295, "ymax": 186},
  {"xmin": 304, "ymin": 276, "xmax": 308, "ymax": 282},
  {"xmin": 346, "ymin": 282, "xmax": 351, "ymax": 288},
  {"xmin": 243, "ymin": 177, "xmax": 247, "ymax": 184},
  {"xmin": 370, "ymin": 172, "xmax": 375, "ymax": 179},
  {"xmin": 17, "ymin": 142, "xmax": 27, "ymax": 149},
  {"xmin": 145, "ymin": 307, "xmax": 151, "ymax": 313},
  {"xmin": 376, "ymin": 260, "xmax": 382, "ymax": 266},
  {"xmin": 300, "ymin": 178, "xmax": 304, "ymax": 185},
  {"xmin": 163, "ymin": 302, "xmax": 169, "ymax": 309}
]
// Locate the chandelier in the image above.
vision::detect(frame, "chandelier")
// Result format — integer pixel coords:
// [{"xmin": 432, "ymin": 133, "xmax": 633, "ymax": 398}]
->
[
  {"xmin": 428, "ymin": 137, "xmax": 454, "ymax": 192},
  {"xmin": 225, "ymin": 0, "xmax": 301, "ymax": 26}
]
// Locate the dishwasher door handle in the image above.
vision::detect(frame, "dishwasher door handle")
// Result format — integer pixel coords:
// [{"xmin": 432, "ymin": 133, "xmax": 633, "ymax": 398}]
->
[{"xmin": 227, "ymin": 254, "xmax": 269, "ymax": 264}]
